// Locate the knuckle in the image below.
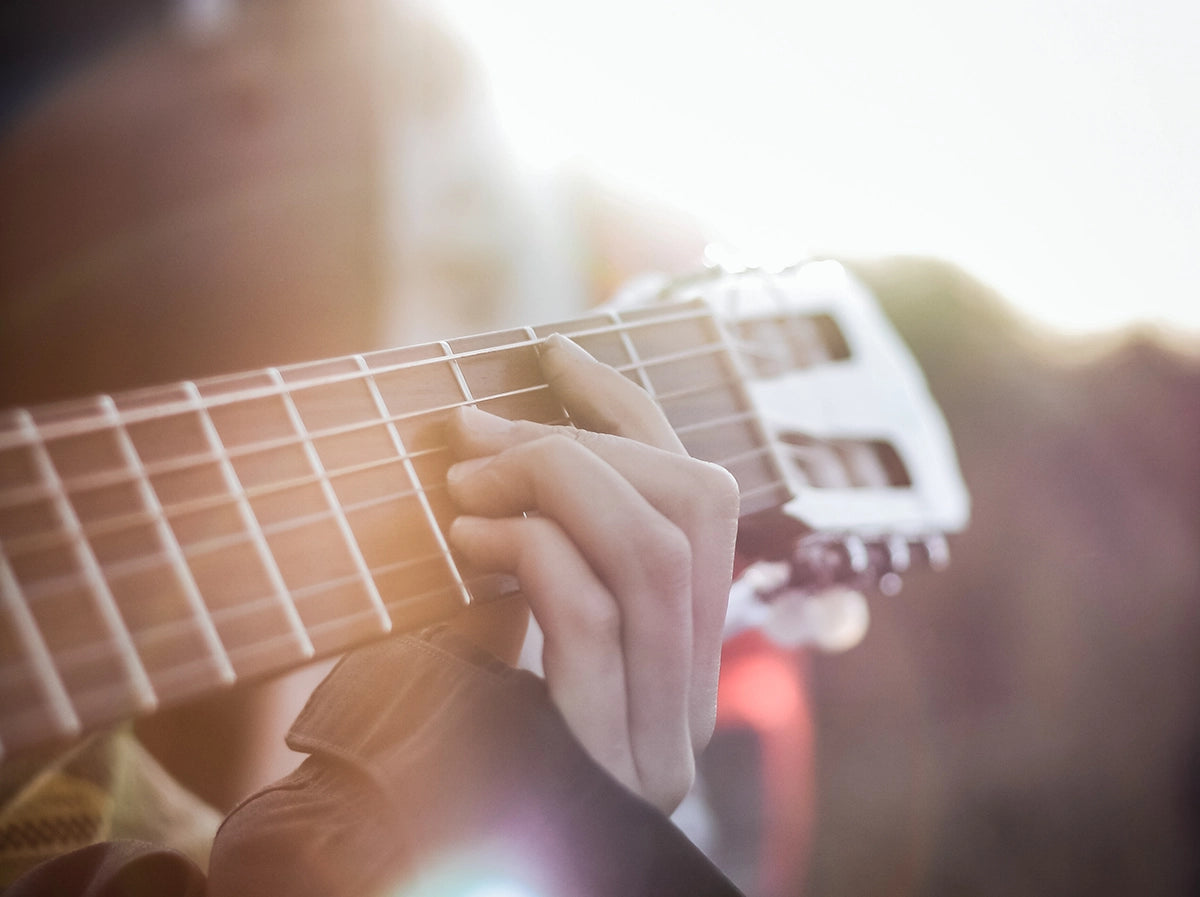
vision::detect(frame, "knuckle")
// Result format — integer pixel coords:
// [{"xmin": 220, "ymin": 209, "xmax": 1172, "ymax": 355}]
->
[
  {"xmin": 540, "ymin": 423, "xmax": 613, "ymax": 458},
  {"xmin": 507, "ymin": 515, "xmax": 569, "ymax": 578},
  {"xmin": 692, "ymin": 459, "xmax": 742, "ymax": 519},
  {"xmin": 663, "ymin": 458, "xmax": 742, "ymax": 536},
  {"xmin": 636, "ymin": 522, "xmax": 693, "ymax": 597},
  {"xmin": 504, "ymin": 432, "xmax": 590, "ymax": 484},
  {"xmin": 515, "ymin": 514, "xmax": 556, "ymax": 546},
  {"xmin": 520, "ymin": 515, "xmax": 581, "ymax": 565},
  {"xmin": 526, "ymin": 430, "xmax": 591, "ymax": 462},
  {"xmin": 566, "ymin": 593, "xmax": 623, "ymax": 643}
]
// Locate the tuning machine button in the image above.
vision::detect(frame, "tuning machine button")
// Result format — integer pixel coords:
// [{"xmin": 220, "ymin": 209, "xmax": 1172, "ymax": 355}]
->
[
  {"xmin": 915, "ymin": 533, "xmax": 950, "ymax": 570},
  {"xmin": 885, "ymin": 535, "xmax": 911, "ymax": 572},
  {"xmin": 842, "ymin": 535, "xmax": 869, "ymax": 574}
]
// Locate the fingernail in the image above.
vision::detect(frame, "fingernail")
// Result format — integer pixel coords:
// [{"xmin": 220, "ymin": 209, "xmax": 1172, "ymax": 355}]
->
[
  {"xmin": 447, "ymin": 515, "xmax": 482, "ymax": 545},
  {"xmin": 446, "ymin": 456, "xmax": 492, "ymax": 484},
  {"xmin": 542, "ymin": 333, "xmax": 595, "ymax": 362},
  {"xmin": 457, "ymin": 404, "xmax": 514, "ymax": 435}
]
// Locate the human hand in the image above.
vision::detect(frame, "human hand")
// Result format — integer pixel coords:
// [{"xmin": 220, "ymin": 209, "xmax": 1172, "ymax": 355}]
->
[{"xmin": 444, "ymin": 334, "xmax": 740, "ymax": 813}]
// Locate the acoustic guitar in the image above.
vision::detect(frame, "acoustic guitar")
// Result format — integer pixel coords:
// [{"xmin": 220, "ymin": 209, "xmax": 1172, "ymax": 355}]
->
[{"xmin": 0, "ymin": 259, "xmax": 969, "ymax": 761}]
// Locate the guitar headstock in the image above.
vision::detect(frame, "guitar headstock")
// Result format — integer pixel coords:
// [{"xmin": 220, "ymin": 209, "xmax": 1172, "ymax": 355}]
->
[{"xmin": 614, "ymin": 258, "xmax": 970, "ymax": 648}]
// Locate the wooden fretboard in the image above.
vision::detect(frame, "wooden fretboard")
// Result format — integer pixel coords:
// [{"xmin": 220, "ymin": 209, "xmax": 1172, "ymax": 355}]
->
[{"xmin": 0, "ymin": 299, "xmax": 791, "ymax": 760}]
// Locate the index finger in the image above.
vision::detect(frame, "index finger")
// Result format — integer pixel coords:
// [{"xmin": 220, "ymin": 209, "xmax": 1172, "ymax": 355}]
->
[{"xmin": 538, "ymin": 333, "xmax": 686, "ymax": 455}]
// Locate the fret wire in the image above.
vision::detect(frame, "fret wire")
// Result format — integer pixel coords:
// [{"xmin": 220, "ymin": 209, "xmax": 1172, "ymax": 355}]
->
[
  {"xmin": 2, "ymin": 337, "xmax": 736, "ymax": 512},
  {"xmin": 0, "ymin": 383, "xmax": 508, "ymax": 510},
  {"xmin": 354, "ymin": 353, "xmax": 470, "ymax": 607},
  {"xmin": 100, "ymin": 395, "xmax": 236, "ymax": 686},
  {"xmin": 17, "ymin": 403, "xmax": 833, "ymax": 607},
  {"xmin": 9, "ymin": 573, "xmax": 472, "ymax": 706},
  {"xmin": 0, "ymin": 299, "xmax": 819, "ymax": 745},
  {"xmin": 440, "ymin": 341, "xmax": 474, "ymax": 404},
  {"xmin": 738, "ymin": 479, "xmax": 796, "ymax": 502},
  {"xmin": 9, "ymin": 566, "xmax": 476, "ymax": 702},
  {"xmin": 439, "ymin": 346, "xmax": 479, "ymax": 600},
  {"xmin": 13, "ymin": 403, "xmax": 863, "ymax": 711},
  {"xmin": 267, "ymin": 367, "xmax": 390, "ymax": 635},
  {"xmin": 1, "ymin": 546, "xmax": 457, "ymax": 692},
  {"xmin": 3, "ymin": 444, "xmax": 443, "ymax": 557},
  {"xmin": 7, "ymin": 382, "xmax": 784, "ymax": 585},
  {"xmin": 181, "ymin": 381, "xmax": 315, "ymax": 661},
  {"xmin": 672, "ymin": 408, "xmax": 760, "ymax": 438},
  {"xmin": 703, "ymin": 288, "xmax": 799, "ymax": 509},
  {"xmin": 13, "ymin": 433, "xmax": 792, "ymax": 608},
  {"xmin": 10, "ymin": 427, "xmax": 806, "ymax": 696},
  {"xmin": 15, "ymin": 408, "xmax": 159, "ymax": 713},
  {"xmin": 0, "ymin": 546, "xmax": 82, "ymax": 753},
  {"xmin": 0, "ymin": 305, "xmax": 717, "ymax": 450},
  {"xmin": 1, "ymin": 378, "xmax": 545, "ymax": 508},
  {"xmin": 612, "ymin": 309, "xmax": 657, "ymax": 396},
  {"xmin": 716, "ymin": 444, "xmax": 780, "ymax": 468},
  {"xmin": 6, "ymin": 315, "xmax": 782, "ymax": 626},
  {"xmin": 526, "ymin": 325, "xmax": 573, "ymax": 426},
  {"xmin": 16, "ymin": 464, "xmax": 453, "ymax": 601}
]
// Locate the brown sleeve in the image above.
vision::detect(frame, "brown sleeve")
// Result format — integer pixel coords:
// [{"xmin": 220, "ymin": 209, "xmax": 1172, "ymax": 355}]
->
[
  {"xmin": 2, "ymin": 841, "xmax": 204, "ymax": 897},
  {"xmin": 207, "ymin": 629, "xmax": 743, "ymax": 897}
]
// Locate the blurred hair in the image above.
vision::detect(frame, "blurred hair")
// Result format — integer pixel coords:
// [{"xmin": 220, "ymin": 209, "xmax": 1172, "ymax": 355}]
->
[{"xmin": 1, "ymin": 0, "xmax": 172, "ymax": 131}]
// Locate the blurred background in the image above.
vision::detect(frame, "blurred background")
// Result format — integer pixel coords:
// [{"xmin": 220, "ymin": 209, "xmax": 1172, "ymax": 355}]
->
[
  {"xmin": 438, "ymin": 0, "xmax": 1200, "ymax": 337},
  {"xmin": 2, "ymin": 0, "xmax": 1198, "ymax": 895},
  {"xmin": 433, "ymin": 3, "xmax": 1200, "ymax": 895}
]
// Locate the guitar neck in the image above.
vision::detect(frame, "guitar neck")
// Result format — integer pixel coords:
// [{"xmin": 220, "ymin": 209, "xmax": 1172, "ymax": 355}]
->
[{"xmin": 0, "ymin": 299, "xmax": 789, "ymax": 759}]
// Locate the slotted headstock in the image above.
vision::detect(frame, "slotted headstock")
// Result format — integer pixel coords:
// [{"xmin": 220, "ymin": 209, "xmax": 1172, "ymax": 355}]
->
[{"xmin": 615, "ymin": 259, "xmax": 970, "ymax": 647}]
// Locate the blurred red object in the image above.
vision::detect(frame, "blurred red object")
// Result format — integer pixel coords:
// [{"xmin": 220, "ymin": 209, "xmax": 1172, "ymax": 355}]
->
[{"xmin": 711, "ymin": 631, "xmax": 815, "ymax": 897}]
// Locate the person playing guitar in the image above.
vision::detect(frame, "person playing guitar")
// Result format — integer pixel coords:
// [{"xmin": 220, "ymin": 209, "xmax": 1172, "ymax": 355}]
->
[{"xmin": 0, "ymin": 2, "xmax": 966, "ymax": 895}]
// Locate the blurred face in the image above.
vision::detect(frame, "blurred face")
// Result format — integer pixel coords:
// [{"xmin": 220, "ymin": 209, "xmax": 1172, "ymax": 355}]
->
[{"xmin": 0, "ymin": 0, "xmax": 509, "ymax": 406}]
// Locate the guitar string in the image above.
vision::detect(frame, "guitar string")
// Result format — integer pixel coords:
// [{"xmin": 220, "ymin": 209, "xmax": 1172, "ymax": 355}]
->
[
  {"xmin": 0, "ymin": 335, "xmax": 747, "ymax": 515},
  {"xmin": 0, "ymin": 454, "xmax": 900, "ymax": 723},
  {"xmin": 0, "ymin": 402, "xmax": 794, "ymax": 699},
  {"xmin": 0, "ymin": 308, "xmax": 822, "ymax": 721},
  {"xmin": 8, "ymin": 412, "xmax": 782, "ymax": 604},
  {"xmin": 0, "ymin": 469, "xmax": 806, "ymax": 708},
  {"xmin": 0, "ymin": 553, "xmax": 476, "ymax": 695},
  {"xmin": 0, "ymin": 432, "xmax": 813, "ymax": 699},
  {"xmin": 0, "ymin": 361, "xmax": 791, "ymax": 693},
  {"xmin": 2, "ymin": 326, "xmax": 788, "ymax": 581},
  {"xmin": 0, "ymin": 271, "xmax": 849, "ymax": 735},
  {"xmin": 2, "ymin": 357, "xmax": 803, "ymax": 648},
  {"xmin": 2, "ymin": 372, "xmax": 776, "ymax": 563},
  {"xmin": 13, "ymin": 423, "xmax": 787, "ymax": 601},
  {"xmin": 0, "ymin": 303, "xmax": 720, "ymax": 449},
  {"xmin": 0, "ymin": 455, "xmax": 796, "ymax": 701},
  {"xmin": 5, "ymin": 443, "xmax": 866, "ymax": 711},
  {"xmin": 1, "ymin": 323, "xmax": 800, "ymax": 567},
  {"xmin": 11, "ymin": 336, "xmax": 874, "ymax": 734}
]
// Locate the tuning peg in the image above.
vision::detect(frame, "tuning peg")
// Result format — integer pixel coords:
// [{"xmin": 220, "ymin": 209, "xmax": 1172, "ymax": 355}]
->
[
  {"xmin": 915, "ymin": 533, "xmax": 951, "ymax": 570},
  {"xmin": 885, "ymin": 535, "xmax": 911, "ymax": 572},
  {"xmin": 842, "ymin": 534, "xmax": 869, "ymax": 574}
]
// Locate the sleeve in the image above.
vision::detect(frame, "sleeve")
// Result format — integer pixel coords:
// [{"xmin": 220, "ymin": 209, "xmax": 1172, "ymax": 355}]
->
[
  {"xmin": 1, "ymin": 841, "xmax": 204, "ymax": 897},
  {"xmin": 207, "ymin": 628, "xmax": 743, "ymax": 897}
]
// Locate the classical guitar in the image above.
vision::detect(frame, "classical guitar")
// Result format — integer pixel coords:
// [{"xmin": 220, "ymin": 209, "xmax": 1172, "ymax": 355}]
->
[{"xmin": 0, "ymin": 260, "xmax": 968, "ymax": 761}]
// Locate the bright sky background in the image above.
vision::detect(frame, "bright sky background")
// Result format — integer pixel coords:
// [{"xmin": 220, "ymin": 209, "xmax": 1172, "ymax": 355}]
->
[{"xmin": 434, "ymin": 0, "xmax": 1199, "ymax": 337}]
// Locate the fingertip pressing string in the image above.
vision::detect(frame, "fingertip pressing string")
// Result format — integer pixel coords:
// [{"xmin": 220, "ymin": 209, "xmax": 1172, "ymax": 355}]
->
[{"xmin": 539, "ymin": 333, "xmax": 596, "ymax": 363}]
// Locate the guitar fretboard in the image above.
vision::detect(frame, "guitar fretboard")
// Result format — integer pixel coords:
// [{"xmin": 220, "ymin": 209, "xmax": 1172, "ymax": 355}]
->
[{"xmin": 0, "ymin": 299, "xmax": 790, "ymax": 759}]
